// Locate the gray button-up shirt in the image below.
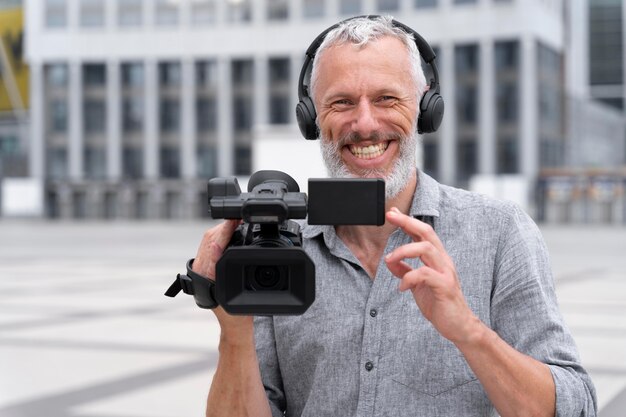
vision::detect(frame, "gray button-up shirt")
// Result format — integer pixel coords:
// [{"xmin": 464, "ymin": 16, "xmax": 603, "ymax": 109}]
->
[{"xmin": 254, "ymin": 170, "xmax": 597, "ymax": 417}]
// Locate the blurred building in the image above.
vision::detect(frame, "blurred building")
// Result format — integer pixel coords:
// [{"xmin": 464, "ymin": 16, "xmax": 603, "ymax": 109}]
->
[
  {"xmin": 22, "ymin": 0, "xmax": 571, "ymax": 220},
  {"xmin": 0, "ymin": 0, "xmax": 29, "ymax": 178}
]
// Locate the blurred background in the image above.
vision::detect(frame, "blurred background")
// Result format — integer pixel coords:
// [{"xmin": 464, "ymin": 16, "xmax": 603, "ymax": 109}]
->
[{"xmin": 0, "ymin": 0, "xmax": 625, "ymax": 416}]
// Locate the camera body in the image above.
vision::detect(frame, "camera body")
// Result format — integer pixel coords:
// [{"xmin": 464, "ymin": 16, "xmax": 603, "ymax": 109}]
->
[{"xmin": 208, "ymin": 170, "xmax": 384, "ymax": 316}]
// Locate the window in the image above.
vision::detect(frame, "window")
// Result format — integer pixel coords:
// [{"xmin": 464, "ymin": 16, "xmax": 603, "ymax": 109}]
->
[
  {"xmin": 196, "ymin": 60, "xmax": 217, "ymax": 88},
  {"xmin": 84, "ymin": 100, "xmax": 106, "ymax": 133},
  {"xmin": 227, "ymin": 0, "xmax": 252, "ymax": 22},
  {"xmin": 589, "ymin": 0, "xmax": 623, "ymax": 85},
  {"xmin": 160, "ymin": 99, "xmax": 181, "ymax": 133},
  {"xmin": 84, "ymin": 147, "xmax": 106, "ymax": 179},
  {"xmin": 160, "ymin": 62, "xmax": 181, "ymax": 87},
  {"xmin": 83, "ymin": 64, "xmax": 106, "ymax": 87},
  {"xmin": 122, "ymin": 62, "xmax": 144, "ymax": 88},
  {"xmin": 45, "ymin": 0, "xmax": 67, "ymax": 28},
  {"xmin": 233, "ymin": 97, "xmax": 252, "ymax": 130},
  {"xmin": 456, "ymin": 84, "xmax": 477, "ymax": 124},
  {"xmin": 423, "ymin": 140, "xmax": 438, "ymax": 179},
  {"xmin": 123, "ymin": 97, "xmax": 144, "ymax": 132},
  {"xmin": 46, "ymin": 148, "xmax": 67, "ymax": 179},
  {"xmin": 269, "ymin": 58, "xmax": 290, "ymax": 124},
  {"xmin": 197, "ymin": 145, "xmax": 217, "ymax": 178},
  {"xmin": 50, "ymin": 100, "xmax": 68, "ymax": 133},
  {"xmin": 454, "ymin": 0, "xmax": 477, "ymax": 4},
  {"xmin": 377, "ymin": 0, "xmax": 399, "ymax": 12},
  {"xmin": 496, "ymin": 82, "xmax": 517, "ymax": 123},
  {"xmin": 457, "ymin": 140, "xmax": 477, "ymax": 182},
  {"xmin": 267, "ymin": 0, "xmax": 289, "ymax": 20},
  {"xmin": 303, "ymin": 0, "xmax": 325, "ymax": 18},
  {"xmin": 118, "ymin": 0, "xmax": 143, "ymax": 27},
  {"xmin": 46, "ymin": 64, "xmax": 68, "ymax": 87},
  {"xmin": 123, "ymin": 147, "xmax": 143, "ymax": 179},
  {"xmin": 235, "ymin": 146, "xmax": 251, "ymax": 176},
  {"xmin": 191, "ymin": 0, "xmax": 217, "ymax": 25},
  {"xmin": 497, "ymin": 137, "xmax": 518, "ymax": 174},
  {"xmin": 455, "ymin": 44, "xmax": 478, "ymax": 73},
  {"xmin": 160, "ymin": 146, "xmax": 180, "ymax": 178},
  {"xmin": 197, "ymin": 97, "xmax": 217, "ymax": 132},
  {"xmin": 79, "ymin": 0, "xmax": 105, "ymax": 28},
  {"xmin": 156, "ymin": 0, "xmax": 179, "ymax": 26},
  {"xmin": 415, "ymin": 0, "xmax": 437, "ymax": 8},
  {"xmin": 495, "ymin": 40, "xmax": 519, "ymax": 70},
  {"xmin": 339, "ymin": 0, "xmax": 361, "ymax": 15}
]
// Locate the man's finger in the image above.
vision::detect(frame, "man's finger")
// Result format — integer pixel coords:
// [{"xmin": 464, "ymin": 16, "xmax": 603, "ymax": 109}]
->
[
  {"xmin": 385, "ymin": 241, "xmax": 447, "ymax": 273},
  {"xmin": 385, "ymin": 257, "xmax": 413, "ymax": 278},
  {"xmin": 386, "ymin": 208, "xmax": 447, "ymax": 255},
  {"xmin": 398, "ymin": 266, "xmax": 440, "ymax": 292}
]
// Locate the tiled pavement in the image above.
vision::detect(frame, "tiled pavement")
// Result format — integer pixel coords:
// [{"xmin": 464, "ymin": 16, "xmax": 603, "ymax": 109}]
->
[{"xmin": 0, "ymin": 221, "xmax": 624, "ymax": 417}]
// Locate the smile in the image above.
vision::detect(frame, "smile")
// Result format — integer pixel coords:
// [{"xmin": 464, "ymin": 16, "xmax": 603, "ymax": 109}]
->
[{"xmin": 348, "ymin": 141, "xmax": 390, "ymax": 159}]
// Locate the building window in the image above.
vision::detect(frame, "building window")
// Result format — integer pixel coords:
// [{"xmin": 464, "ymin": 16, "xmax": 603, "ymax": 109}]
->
[
  {"xmin": 456, "ymin": 84, "xmax": 477, "ymax": 124},
  {"xmin": 160, "ymin": 99, "xmax": 181, "ymax": 133},
  {"xmin": 191, "ymin": 0, "xmax": 217, "ymax": 25},
  {"xmin": 497, "ymin": 137, "xmax": 518, "ymax": 174},
  {"xmin": 233, "ymin": 96, "xmax": 253, "ymax": 131},
  {"xmin": 269, "ymin": 57, "xmax": 290, "ymax": 124},
  {"xmin": 46, "ymin": 64, "xmax": 68, "ymax": 87},
  {"xmin": 123, "ymin": 97, "xmax": 144, "ymax": 132},
  {"xmin": 495, "ymin": 40, "xmax": 519, "ymax": 70},
  {"xmin": 160, "ymin": 146, "xmax": 180, "ymax": 178},
  {"xmin": 303, "ymin": 0, "xmax": 325, "ymax": 18},
  {"xmin": 155, "ymin": 0, "xmax": 179, "ymax": 26},
  {"xmin": 423, "ymin": 140, "xmax": 438, "ymax": 179},
  {"xmin": 227, "ymin": 0, "xmax": 252, "ymax": 22},
  {"xmin": 50, "ymin": 100, "xmax": 68, "ymax": 133},
  {"xmin": 197, "ymin": 97, "xmax": 217, "ymax": 132},
  {"xmin": 457, "ymin": 140, "xmax": 477, "ymax": 182},
  {"xmin": 84, "ymin": 147, "xmax": 106, "ymax": 179},
  {"xmin": 196, "ymin": 60, "xmax": 217, "ymax": 88},
  {"xmin": 83, "ymin": 64, "xmax": 106, "ymax": 87},
  {"xmin": 79, "ymin": 0, "xmax": 105, "ymax": 28},
  {"xmin": 231, "ymin": 59, "xmax": 254, "ymax": 175},
  {"xmin": 377, "ymin": 0, "xmax": 399, "ymax": 12},
  {"xmin": 454, "ymin": 0, "xmax": 477, "ymax": 4},
  {"xmin": 339, "ymin": 0, "xmax": 361, "ymax": 15},
  {"xmin": 46, "ymin": 148, "xmax": 67, "ymax": 179},
  {"xmin": 45, "ymin": 0, "xmax": 67, "ymax": 28},
  {"xmin": 537, "ymin": 42, "xmax": 564, "ymax": 168},
  {"xmin": 160, "ymin": 62, "xmax": 181, "ymax": 87},
  {"xmin": 197, "ymin": 145, "xmax": 217, "ymax": 178},
  {"xmin": 84, "ymin": 100, "xmax": 106, "ymax": 133},
  {"xmin": 455, "ymin": 44, "xmax": 478, "ymax": 73},
  {"xmin": 118, "ymin": 0, "xmax": 143, "ymax": 27},
  {"xmin": 267, "ymin": 0, "xmax": 289, "ymax": 20},
  {"xmin": 415, "ymin": 0, "xmax": 437, "ymax": 8},
  {"xmin": 235, "ymin": 146, "xmax": 251, "ymax": 176},
  {"xmin": 123, "ymin": 147, "xmax": 143, "ymax": 179},
  {"xmin": 122, "ymin": 62, "xmax": 144, "ymax": 88},
  {"xmin": 589, "ymin": 0, "xmax": 623, "ymax": 86}
]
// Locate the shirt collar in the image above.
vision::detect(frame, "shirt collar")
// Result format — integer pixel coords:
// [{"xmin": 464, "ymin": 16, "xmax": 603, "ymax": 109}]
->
[{"xmin": 301, "ymin": 169, "xmax": 440, "ymax": 239}]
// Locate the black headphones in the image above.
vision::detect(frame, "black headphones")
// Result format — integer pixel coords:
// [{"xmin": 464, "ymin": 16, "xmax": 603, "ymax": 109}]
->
[{"xmin": 295, "ymin": 15, "xmax": 445, "ymax": 140}]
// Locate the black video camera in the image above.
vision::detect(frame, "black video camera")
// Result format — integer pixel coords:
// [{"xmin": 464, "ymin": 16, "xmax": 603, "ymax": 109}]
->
[{"xmin": 168, "ymin": 170, "xmax": 385, "ymax": 316}]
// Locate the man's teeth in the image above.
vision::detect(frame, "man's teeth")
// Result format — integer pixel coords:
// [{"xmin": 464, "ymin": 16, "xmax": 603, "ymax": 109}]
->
[{"xmin": 349, "ymin": 142, "xmax": 389, "ymax": 159}]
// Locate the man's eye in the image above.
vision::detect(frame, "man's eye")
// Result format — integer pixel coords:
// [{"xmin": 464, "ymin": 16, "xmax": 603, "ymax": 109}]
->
[{"xmin": 378, "ymin": 96, "xmax": 396, "ymax": 103}]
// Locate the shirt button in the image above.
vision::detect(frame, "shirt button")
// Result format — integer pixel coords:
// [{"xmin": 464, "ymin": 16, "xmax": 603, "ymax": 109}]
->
[
  {"xmin": 369, "ymin": 309, "xmax": 378, "ymax": 318},
  {"xmin": 365, "ymin": 361, "xmax": 374, "ymax": 372}
]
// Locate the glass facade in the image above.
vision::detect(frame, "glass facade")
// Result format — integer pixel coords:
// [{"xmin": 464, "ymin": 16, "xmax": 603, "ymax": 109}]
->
[
  {"xmin": 377, "ymin": 0, "xmax": 399, "ymax": 12},
  {"xmin": 159, "ymin": 62, "xmax": 182, "ymax": 178},
  {"xmin": 196, "ymin": 60, "xmax": 219, "ymax": 178},
  {"xmin": 82, "ymin": 63, "xmax": 107, "ymax": 179},
  {"xmin": 155, "ymin": 0, "xmax": 179, "ymax": 26},
  {"xmin": 495, "ymin": 40, "xmax": 520, "ymax": 174},
  {"xmin": 267, "ymin": 0, "xmax": 289, "ymax": 20},
  {"xmin": 340, "ymin": 0, "xmax": 361, "ymax": 15},
  {"xmin": 227, "ymin": 0, "xmax": 252, "ymax": 22},
  {"xmin": 45, "ymin": 0, "xmax": 67, "ymax": 28},
  {"xmin": 191, "ymin": 0, "xmax": 218, "ymax": 25},
  {"xmin": 118, "ymin": 0, "xmax": 143, "ymax": 27},
  {"xmin": 268, "ymin": 57, "xmax": 291, "ymax": 124},
  {"xmin": 232, "ymin": 59, "xmax": 254, "ymax": 175},
  {"xmin": 303, "ymin": 0, "xmax": 325, "ymax": 18},
  {"xmin": 537, "ymin": 42, "xmax": 564, "ymax": 168},
  {"xmin": 44, "ymin": 63, "xmax": 69, "ymax": 179},
  {"xmin": 79, "ymin": 0, "xmax": 105, "ymax": 28},
  {"xmin": 121, "ymin": 62, "xmax": 144, "ymax": 179},
  {"xmin": 455, "ymin": 44, "xmax": 479, "ymax": 183}
]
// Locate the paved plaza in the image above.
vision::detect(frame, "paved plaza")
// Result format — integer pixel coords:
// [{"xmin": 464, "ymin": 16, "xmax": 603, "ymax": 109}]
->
[{"xmin": 0, "ymin": 220, "xmax": 625, "ymax": 417}]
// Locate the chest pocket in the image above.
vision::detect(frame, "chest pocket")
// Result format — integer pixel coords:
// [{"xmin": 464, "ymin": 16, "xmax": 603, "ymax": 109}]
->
[{"xmin": 384, "ymin": 299, "xmax": 478, "ymax": 397}]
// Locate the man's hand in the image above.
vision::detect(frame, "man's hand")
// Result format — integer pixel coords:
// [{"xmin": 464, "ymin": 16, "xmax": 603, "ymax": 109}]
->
[
  {"xmin": 384, "ymin": 207, "xmax": 482, "ymax": 344},
  {"xmin": 193, "ymin": 220, "xmax": 253, "ymax": 341}
]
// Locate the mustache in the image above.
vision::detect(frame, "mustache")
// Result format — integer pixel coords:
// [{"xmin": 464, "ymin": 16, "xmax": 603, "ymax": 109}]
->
[{"xmin": 337, "ymin": 131, "xmax": 404, "ymax": 148}]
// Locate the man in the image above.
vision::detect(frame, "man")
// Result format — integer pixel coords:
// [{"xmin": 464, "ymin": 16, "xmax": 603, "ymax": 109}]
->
[{"xmin": 193, "ymin": 16, "xmax": 596, "ymax": 417}]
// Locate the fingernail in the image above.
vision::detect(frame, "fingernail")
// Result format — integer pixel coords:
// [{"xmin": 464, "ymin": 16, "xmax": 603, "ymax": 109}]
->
[{"xmin": 384, "ymin": 253, "xmax": 391, "ymax": 260}]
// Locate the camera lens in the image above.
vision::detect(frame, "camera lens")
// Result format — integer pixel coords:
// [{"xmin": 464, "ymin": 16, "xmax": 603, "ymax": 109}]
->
[{"xmin": 255, "ymin": 266, "xmax": 280, "ymax": 289}]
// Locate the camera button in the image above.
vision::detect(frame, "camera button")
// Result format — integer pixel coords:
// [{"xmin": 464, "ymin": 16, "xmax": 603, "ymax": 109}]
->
[
  {"xmin": 365, "ymin": 361, "xmax": 374, "ymax": 372},
  {"xmin": 369, "ymin": 309, "xmax": 378, "ymax": 318}
]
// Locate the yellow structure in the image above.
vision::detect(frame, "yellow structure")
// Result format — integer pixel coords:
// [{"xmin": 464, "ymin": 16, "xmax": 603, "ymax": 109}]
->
[{"xmin": 0, "ymin": 6, "xmax": 29, "ymax": 112}]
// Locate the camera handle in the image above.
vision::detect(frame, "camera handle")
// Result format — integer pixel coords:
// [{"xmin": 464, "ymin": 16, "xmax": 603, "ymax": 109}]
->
[{"xmin": 165, "ymin": 258, "xmax": 219, "ymax": 309}]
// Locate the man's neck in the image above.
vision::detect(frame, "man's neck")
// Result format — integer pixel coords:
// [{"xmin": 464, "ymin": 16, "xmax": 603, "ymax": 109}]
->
[{"xmin": 334, "ymin": 172, "xmax": 417, "ymax": 277}]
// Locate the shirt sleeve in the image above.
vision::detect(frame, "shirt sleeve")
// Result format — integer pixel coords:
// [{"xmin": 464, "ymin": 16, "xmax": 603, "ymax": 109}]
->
[
  {"xmin": 491, "ymin": 203, "xmax": 597, "ymax": 417},
  {"xmin": 254, "ymin": 315, "xmax": 286, "ymax": 417}
]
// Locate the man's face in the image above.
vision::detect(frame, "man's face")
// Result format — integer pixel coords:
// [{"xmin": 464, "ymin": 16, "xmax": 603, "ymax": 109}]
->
[{"xmin": 314, "ymin": 36, "xmax": 419, "ymax": 199}]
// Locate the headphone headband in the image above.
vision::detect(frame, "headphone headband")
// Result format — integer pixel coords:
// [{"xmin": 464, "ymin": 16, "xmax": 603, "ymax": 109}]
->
[{"xmin": 295, "ymin": 15, "xmax": 445, "ymax": 140}]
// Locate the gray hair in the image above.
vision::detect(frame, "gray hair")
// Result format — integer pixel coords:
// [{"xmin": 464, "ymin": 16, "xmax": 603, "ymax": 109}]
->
[{"xmin": 309, "ymin": 16, "xmax": 428, "ymax": 105}]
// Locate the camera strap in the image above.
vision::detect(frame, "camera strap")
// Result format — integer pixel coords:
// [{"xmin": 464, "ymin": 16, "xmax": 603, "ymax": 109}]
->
[{"xmin": 164, "ymin": 258, "xmax": 219, "ymax": 309}]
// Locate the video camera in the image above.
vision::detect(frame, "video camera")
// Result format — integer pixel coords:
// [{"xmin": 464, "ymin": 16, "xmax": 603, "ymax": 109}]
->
[{"xmin": 167, "ymin": 170, "xmax": 385, "ymax": 316}]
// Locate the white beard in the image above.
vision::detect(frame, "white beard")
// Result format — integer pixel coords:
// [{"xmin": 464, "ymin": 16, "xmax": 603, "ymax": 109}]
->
[{"xmin": 319, "ymin": 131, "xmax": 418, "ymax": 200}]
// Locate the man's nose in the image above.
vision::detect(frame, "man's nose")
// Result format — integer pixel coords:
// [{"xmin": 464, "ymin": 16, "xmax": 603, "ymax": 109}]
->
[{"xmin": 350, "ymin": 99, "xmax": 380, "ymax": 138}]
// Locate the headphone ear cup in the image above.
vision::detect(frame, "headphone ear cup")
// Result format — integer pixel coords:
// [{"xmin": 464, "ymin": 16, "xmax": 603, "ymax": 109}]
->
[
  {"xmin": 295, "ymin": 96, "xmax": 319, "ymax": 140},
  {"xmin": 418, "ymin": 90, "xmax": 445, "ymax": 134}
]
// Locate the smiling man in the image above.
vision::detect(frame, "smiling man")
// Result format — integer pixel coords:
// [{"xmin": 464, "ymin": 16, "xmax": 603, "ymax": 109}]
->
[{"xmin": 193, "ymin": 16, "xmax": 597, "ymax": 417}]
